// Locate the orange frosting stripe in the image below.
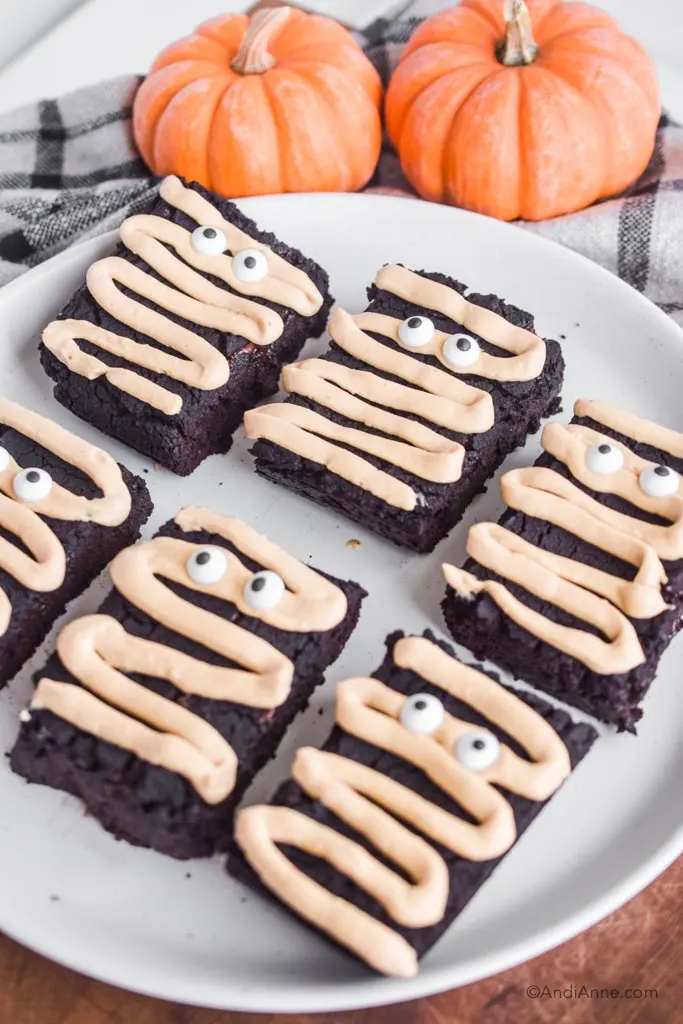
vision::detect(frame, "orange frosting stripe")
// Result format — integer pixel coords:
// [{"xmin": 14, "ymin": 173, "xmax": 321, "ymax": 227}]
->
[
  {"xmin": 244, "ymin": 305, "xmax": 498, "ymax": 511},
  {"xmin": 575, "ymin": 399, "xmax": 683, "ymax": 459},
  {"xmin": 42, "ymin": 176, "xmax": 323, "ymax": 416},
  {"xmin": 501, "ymin": 467, "xmax": 668, "ymax": 619},
  {"xmin": 543, "ymin": 422, "xmax": 683, "ymax": 560},
  {"xmin": 0, "ymin": 397, "xmax": 131, "ymax": 636},
  {"xmin": 245, "ymin": 265, "xmax": 547, "ymax": 511},
  {"xmin": 375, "ymin": 264, "xmax": 547, "ymax": 382},
  {"xmin": 29, "ymin": 508, "xmax": 348, "ymax": 803},
  {"xmin": 445, "ymin": 525, "xmax": 645, "ymax": 675},
  {"xmin": 442, "ymin": 399, "xmax": 683, "ymax": 674},
  {"xmin": 236, "ymin": 635, "xmax": 569, "ymax": 978}
]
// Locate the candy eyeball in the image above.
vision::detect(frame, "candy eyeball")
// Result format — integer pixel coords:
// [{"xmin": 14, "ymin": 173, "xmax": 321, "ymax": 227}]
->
[
  {"xmin": 585, "ymin": 442, "xmax": 625, "ymax": 475},
  {"xmin": 455, "ymin": 729, "xmax": 501, "ymax": 771},
  {"xmin": 399, "ymin": 693, "xmax": 445, "ymax": 735},
  {"xmin": 244, "ymin": 570, "xmax": 285, "ymax": 610},
  {"xmin": 191, "ymin": 225, "xmax": 227, "ymax": 256},
  {"xmin": 233, "ymin": 249, "xmax": 268, "ymax": 283},
  {"xmin": 13, "ymin": 467, "xmax": 52, "ymax": 502},
  {"xmin": 443, "ymin": 333, "xmax": 480, "ymax": 369},
  {"xmin": 639, "ymin": 464, "xmax": 680, "ymax": 498},
  {"xmin": 398, "ymin": 315, "xmax": 435, "ymax": 348},
  {"xmin": 0, "ymin": 446, "xmax": 9, "ymax": 473},
  {"xmin": 186, "ymin": 546, "xmax": 228, "ymax": 585}
]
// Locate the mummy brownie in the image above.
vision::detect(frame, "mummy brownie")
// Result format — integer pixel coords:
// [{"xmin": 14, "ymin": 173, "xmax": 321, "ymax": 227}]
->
[
  {"xmin": 40, "ymin": 176, "xmax": 333, "ymax": 475},
  {"xmin": 11, "ymin": 508, "xmax": 365, "ymax": 859},
  {"xmin": 0, "ymin": 397, "xmax": 151, "ymax": 688},
  {"xmin": 230, "ymin": 631, "xmax": 596, "ymax": 977},
  {"xmin": 244, "ymin": 264, "xmax": 564, "ymax": 553},
  {"xmin": 442, "ymin": 399, "xmax": 683, "ymax": 731}
]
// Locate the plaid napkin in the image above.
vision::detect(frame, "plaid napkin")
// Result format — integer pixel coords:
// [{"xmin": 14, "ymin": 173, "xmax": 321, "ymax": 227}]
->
[
  {"xmin": 0, "ymin": 77, "xmax": 156, "ymax": 285},
  {"xmin": 0, "ymin": 0, "xmax": 682, "ymax": 330}
]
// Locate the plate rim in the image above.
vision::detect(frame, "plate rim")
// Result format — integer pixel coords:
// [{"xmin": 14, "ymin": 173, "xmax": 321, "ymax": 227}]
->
[{"xmin": 0, "ymin": 190, "xmax": 682, "ymax": 1012}]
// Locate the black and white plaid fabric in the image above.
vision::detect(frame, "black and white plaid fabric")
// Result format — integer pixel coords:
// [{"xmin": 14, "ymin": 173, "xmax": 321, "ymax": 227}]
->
[
  {"xmin": 0, "ymin": 0, "xmax": 682, "ymax": 328},
  {"xmin": 0, "ymin": 77, "xmax": 156, "ymax": 284}
]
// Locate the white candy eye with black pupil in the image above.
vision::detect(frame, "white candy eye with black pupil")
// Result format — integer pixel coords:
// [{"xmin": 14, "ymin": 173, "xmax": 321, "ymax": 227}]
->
[
  {"xmin": 13, "ymin": 468, "xmax": 53, "ymax": 502},
  {"xmin": 639, "ymin": 464, "xmax": 680, "ymax": 498},
  {"xmin": 399, "ymin": 693, "xmax": 445, "ymax": 735},
  {"xmin": 398, "ymin": 315, "xmax": 435, "ymax": 348},
  {"xmin": 0, "ymin": 446, "xmax": 9, "ymax": 473},
  {"xmin": 443, "ymin": 333, "xmax": 480, "ymax": 368},
  {"xmin": 233, "ymin": 249, "xmax": 268, "ymax": 282},
  {"xmin": 455, "ymin": 729, "xmax": 501, "ymax": 771},
  {"xmin": 186, "ymin": 546, "xmax": 228, "ymax": 585},
  {"xmin": 244, "ymin": 570, "xmax": 285, "ymax": 610},
  {"xmin": 585, "ymin": 442, "xmax": 625, "ymax": 475},
  {"xmin": 190, "ymin": 225, "xmax": 227, "ymax": 256}
]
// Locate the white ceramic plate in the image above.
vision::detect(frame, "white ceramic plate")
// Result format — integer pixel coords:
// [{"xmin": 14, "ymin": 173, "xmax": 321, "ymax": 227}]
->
[{"xmin": 0, "ymin": 193, "xmax": 681, "ymax": 1013}]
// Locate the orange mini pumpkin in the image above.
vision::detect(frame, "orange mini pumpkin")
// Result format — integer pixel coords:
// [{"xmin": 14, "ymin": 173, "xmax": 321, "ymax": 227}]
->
[
  {"xmin": 386, "ymin": 0, "xmax": 660, "ymax": 221},
  {"xmin": 134, "ymin": 6, "xmax": 382, "ymax": 197}
]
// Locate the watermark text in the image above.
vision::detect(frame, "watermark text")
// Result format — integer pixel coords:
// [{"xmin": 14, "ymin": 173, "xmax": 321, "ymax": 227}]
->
[{"xmin": 526, "ymin": 984, "xmax": 658, "ymax": 1001}]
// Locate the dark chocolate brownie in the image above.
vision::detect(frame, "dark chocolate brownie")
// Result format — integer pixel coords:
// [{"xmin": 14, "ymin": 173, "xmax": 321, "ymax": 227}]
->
[
  {"xmin": 11, "ymin": 512, "xmax": 365, "ymax": 859},
  {"xmin": 40, "ymin": 177, "xmax": 333, "ymax": 475},
  {"xmin": 247, "ymin": 266, "xmax": 564, "ymax": 553},
  {"xmin": 0, "ymin": 414, "xmax": 151, "ymax": 689},
  {"xmin": 442, "ymin": 403, "xmax": 683, "ymax": 731},
  {"xmin": 229, "ymin": 631, "xmax": 597, "ymax": 976}
]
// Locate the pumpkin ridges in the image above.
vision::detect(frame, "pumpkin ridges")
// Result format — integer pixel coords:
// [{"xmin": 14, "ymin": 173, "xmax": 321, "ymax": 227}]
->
[
  {"xmin": 541, "ymin": 31, "xmax": 660, "ymax": 118},
  {"xmin": 261, "ymin": 68, "xmax": 354, "ymax": 193},
  {"xmin": 537, "ymin": 50, "xmax": 659, "ymax": 196},
  {"xmin": 389, "ymin": 0, "xmax": 660, "ymax": 221},
  {"xmin": 386, "ymin": 46, "xmax": 497, "ymax": 149},
  {"xmin": 446, "ymin": 69, "xmax": 523, "ymax": 219},
  {"xmin": 277, "ymin": 43, "xmax": 382, "ymax": 106},
  {"xmin": 280, "ymin": 56, "xmax": 382, "ymax": 120},
  {"xmin": 273, "ymin": 11, "xmax": 353, "ymax": 53},
  {"xmin": 533, "ymin": 2, "xmax": 619, "ymax": 43},
  {"xmin": 402, "ymin": 7, "xmax": 500, "ymax": 61},
  {"xmin": 195, "ymin": 13, "xmax": 250, "ymax": 49},
  {"xmin": 283, "ymin": 63, "xmax": 381, "ymax": 191},
  {"xmin": 151, "ymin": 76, "xmax": 234, "ymax": 190},
  {"xmin": 209, "ymin": 77, "xmax": 282, "ymax": 197},
  {"xmin": 459, "ymin": 0, "xmax": 506, "ymax": 32},
  {"xmin": 133, "ymin": 62, "xmax": 227, "ymax": 171},
  {"xmin": 272, "ymin": 14, "xmax": 382, "ymax": 107},
  {"xmin": 134, "ymin": 7, "xmax": 383, "ymax": 195},
  {"xmin": 517, "ymin": 65, "xmax": 605, "ymax": 220},
  {"xmin": 609, "ymin": 36, "xmax": 660, "ymax": 117},
  {"xmin": 397, "ymin": 65, "xmax": 499, "ymax": 203}
]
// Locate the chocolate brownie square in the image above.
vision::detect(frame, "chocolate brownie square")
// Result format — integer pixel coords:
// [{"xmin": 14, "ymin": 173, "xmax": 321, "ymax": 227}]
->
[
  {"xmin": 0, "ymin": 396, "xmax": 151, "ymax": 689},
  {"xmin": 230, "ymin": 631, "xmax": 597, "ymax": 977},
  {"xmin": 245, "ymin": 263, "xmax": 564, "ymax": 553},
  {"xmin": 40, "ymin": 175, "xmax": 333, "ymax": 475},
  {"xmin": 442, "ymin": 399, "xmax": 683, "ymax": 731},
  {"xmin": 11, "ymin": 507, "xmax": 365, "ymax": 859}
]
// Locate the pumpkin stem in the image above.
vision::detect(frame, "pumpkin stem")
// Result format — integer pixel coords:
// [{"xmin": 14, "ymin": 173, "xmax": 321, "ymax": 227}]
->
[
  {"xmin": 231, "ymin": 6, "xmax": 292, "ymax": 75},
  {"xmin": 500, "ymin": 0, "xmax": 538, "ymax": 66}
]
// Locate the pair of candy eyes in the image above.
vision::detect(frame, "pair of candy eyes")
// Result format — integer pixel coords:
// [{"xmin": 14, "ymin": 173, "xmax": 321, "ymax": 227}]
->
[
  {"xmin": 400, "ymin": 692, "xmax": 500, "ymax": 771},
  {"xmin": 585, "ymin": 443, "xmax": 680, "ymax": 498},
  {"xmin": 186, "ymin": 547, "xmax": 285, "ymax": 610},
  {"xmin": 191, "ymin": 241, "xmax": 478, "ymax": 369},
  {"xmin": 397, "ymin": 315, "xmax": 480, "ymax": 369},
  {"xmin": 191, "ymin": 226, "xmax": 268, "ymax": 283},
  {"xmin": 0, "ymin": 447, "xmax": 53, "ymax": 501}
]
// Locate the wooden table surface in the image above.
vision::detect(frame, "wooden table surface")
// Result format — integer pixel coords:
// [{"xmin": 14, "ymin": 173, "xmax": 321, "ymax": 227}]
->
[{"xmin": 1, "ymin": 854, "xmax": 680, "ymax": 1024}]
